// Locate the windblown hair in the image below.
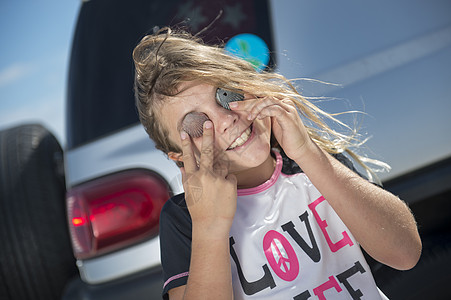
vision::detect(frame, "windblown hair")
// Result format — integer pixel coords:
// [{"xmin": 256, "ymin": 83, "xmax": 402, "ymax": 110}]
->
[{"xmin": 133, "ymin": 27, "xmax": 388, "ymax": 182}]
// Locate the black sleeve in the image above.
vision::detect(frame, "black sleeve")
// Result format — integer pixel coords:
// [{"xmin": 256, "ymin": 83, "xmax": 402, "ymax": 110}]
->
[
  {"xmin": 331, "ymin": 153, "xmax": 369, "ymax": 180},
  {"xmin": 280, "ymin": 149, "xmax": 368, "ymax": 180},
  {"xmin": 159, "ymin": 193, "xmax": 192, "ymax": 299}
]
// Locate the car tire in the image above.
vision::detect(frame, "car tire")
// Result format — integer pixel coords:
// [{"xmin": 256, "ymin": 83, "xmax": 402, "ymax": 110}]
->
[{"xmin": 0, "ymin": 124, "xmax": 77, "ymax": 300}]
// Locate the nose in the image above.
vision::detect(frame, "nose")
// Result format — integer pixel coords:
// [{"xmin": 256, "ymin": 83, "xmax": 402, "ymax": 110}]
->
[{"xmin": 212, "ymin": 107, "xmax": 239, "ymax": 134}]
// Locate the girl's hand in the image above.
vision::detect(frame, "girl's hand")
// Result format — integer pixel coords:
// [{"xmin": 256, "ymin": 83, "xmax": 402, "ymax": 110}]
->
[
  {"xmin": 230, "ymin": 97, "xmax": 312, "ymax": 162},
  {"xmin": 180, "ymin": 120, "xmax": 237, "ymax": 237}
]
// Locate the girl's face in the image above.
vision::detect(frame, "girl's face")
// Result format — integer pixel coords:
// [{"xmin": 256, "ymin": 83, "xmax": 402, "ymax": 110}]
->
[{"xmin": 160, "ymin": 82, "xmax": 273, "ymax": 176}]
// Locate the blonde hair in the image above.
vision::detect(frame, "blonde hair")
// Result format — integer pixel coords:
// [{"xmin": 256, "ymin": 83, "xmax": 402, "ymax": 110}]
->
[{"xmin": 133, "ymin": 28, "xmax": 388, "ymax": 182}]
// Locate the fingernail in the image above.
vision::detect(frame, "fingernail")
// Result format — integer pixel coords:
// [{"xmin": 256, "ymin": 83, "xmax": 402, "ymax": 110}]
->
[
  {"xmin": 229, "ymin": 102, "xmax": 238, "ymax": 109},
  {"xmin": 180, "ymin": 131, "xmax": 187, "ymax": 140},
  {"xmin": 247, "ymin": 113, "xmax": 253, "ymax": 120},
  {"xmin": 204, "ymin": 120, "xmax": 212, "ymax": 129}
]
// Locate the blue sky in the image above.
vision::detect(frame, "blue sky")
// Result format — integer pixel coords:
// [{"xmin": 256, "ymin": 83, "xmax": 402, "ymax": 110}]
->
[{"xmin": 0, "ymin": 1, "xmax": 79, "ymax": 145}]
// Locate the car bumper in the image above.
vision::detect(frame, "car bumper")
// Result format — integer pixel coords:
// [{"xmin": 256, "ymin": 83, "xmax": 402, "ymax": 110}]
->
[{"xmin": 62, "ymin": 265, "xmax": 164, "ymax": 300}]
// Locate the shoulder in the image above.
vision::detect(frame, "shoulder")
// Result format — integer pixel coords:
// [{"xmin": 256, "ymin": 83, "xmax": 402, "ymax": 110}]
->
[
  {"xmin": 331, "ymin": 152, "xmax": 369, "ymax": 180},
  {"xmin": 161, "ymin": 193, "xmax": 188, "ymax": 215},
  {"xmin": 280, "ymin": 149, "xmax": 367, "ymax": 179},
  {"xmin": 160, "ymin": 193, "xmax": 192, "ymax": 236}
]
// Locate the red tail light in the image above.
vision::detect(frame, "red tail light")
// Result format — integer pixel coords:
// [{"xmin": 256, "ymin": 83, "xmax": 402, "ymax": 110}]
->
[{"xmin": 66, "ymin": 170, "xmax": 171, "ymax": 259}]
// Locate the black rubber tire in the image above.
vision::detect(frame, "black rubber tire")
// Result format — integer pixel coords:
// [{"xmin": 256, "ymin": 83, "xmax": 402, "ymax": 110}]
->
[{"xmin": 0, "ymin": 124, "xmax": 77, "ymax": 300}]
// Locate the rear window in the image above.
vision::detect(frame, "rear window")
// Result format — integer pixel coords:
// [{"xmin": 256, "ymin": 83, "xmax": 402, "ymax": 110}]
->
[{"xmin": 66, "ymin": 0, "xmax": 274, "ymax": 149}]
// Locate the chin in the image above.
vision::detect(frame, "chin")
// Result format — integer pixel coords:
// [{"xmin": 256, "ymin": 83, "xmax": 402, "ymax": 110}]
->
[
  {"xmin": 228, "ymin": 143, "xmax": 272, "ymax": 173},
  {"xmin": 226, "ymin": 118, "xmax": 272, "ymax": 172}
]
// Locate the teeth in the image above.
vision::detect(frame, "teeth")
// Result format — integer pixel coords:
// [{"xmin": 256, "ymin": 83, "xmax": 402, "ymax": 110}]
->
[{"xmin": 228, "ymin": 127, "xmax": 252, "ymax": 150}]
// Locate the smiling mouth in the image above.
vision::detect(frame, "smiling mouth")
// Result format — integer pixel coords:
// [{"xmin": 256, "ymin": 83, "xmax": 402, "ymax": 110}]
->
[{"xmin": 227, "ymin": 124, "xmax": 253, "ymax": 150}]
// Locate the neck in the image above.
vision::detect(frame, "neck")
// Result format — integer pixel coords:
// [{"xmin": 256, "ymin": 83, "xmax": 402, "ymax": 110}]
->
[{"xmin": 234, "ymin": 153, "xmax": 276, "ymax": 189}]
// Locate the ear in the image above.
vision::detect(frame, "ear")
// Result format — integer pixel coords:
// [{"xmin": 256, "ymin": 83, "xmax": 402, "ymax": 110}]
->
[{"xmin": 168, "ymin": 151, "xmax": 183, "ymax": 163}]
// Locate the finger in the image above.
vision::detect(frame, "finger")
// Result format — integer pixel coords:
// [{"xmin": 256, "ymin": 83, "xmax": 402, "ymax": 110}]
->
[
  {"xmin": 228, "ymin": 97, "xmax": 261, "ymax": 111},
  {"xmin": 180, "ymin": 166, "xmax": 192, "ymax": 198},
  {"xmin": 278, "ymin": 98, "xmax": 299, "ymax": 115},
  {"xmin": 180, "ymin": 131, "xmax": 197, "ymax": 174},
  {"xmin": 258, "ymin": 105, "xmax": 304, "ymax": 132},
  {"xmin": 258, "ymin": 105, "xmax": 307, "ymax": 143},
  {"xmin": 248, "ymin": 97, "xmax": 290, "ymax": 120},
  {"xmin": 226, "ymin": 173, "xmax": 237, "ymax": 186},
  {"xmin": 199, "ymin": 120, "xmax": 214, "ymax": 170},
  {"xmin": 256, "ymin": 104, "xmax": 286, "ymax": 120},
  {"xmin": 229, "ymin": 97, "xmax": 275, "ymax": 121},
  {"xmin": 180, "ymin": 166, "xmax": 186, "ymax": 181},
  {"xmin": 213, "ymin": 152, "xmax": 230, "ymax": 178}
]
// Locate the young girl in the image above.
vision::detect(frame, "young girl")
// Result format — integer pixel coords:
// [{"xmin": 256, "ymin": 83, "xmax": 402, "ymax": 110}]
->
[{"xmin": 133, "ymin": 28, "xmax": 421, "ymax": 300}]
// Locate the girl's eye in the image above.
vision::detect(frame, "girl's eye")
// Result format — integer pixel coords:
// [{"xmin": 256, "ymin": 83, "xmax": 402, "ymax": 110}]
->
[
  {"xmin": 215, "ymin": 88, "xmax": 244, "ymax": 110},
  {"xmin": 181, "ymin": 112, "xmax": 210, "ymax": 138}
]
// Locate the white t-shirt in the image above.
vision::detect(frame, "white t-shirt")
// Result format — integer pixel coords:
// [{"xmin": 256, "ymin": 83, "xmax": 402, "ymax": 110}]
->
[{"xmin": 160, "ymin": 150, "xmax": 388, "ymax": 299}]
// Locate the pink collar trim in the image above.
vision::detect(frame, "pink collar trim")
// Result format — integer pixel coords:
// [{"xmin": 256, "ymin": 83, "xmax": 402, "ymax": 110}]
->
[{"xmin": 237, "ymin": 150, "xmax": 282, "ymax": 196}]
